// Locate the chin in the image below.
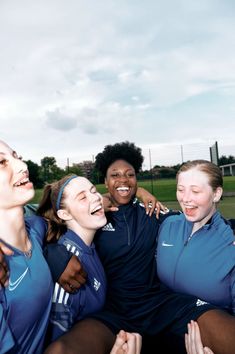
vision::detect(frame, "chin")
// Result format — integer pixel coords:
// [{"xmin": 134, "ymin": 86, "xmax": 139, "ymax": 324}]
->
[{"xmin": 24, "ymin": 190, "xmax": 35, "ymax": 204}]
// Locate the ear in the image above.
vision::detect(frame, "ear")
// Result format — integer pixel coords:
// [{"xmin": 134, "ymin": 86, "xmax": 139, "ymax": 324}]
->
[
  {"xmin": 57, "ymin": 209, "xmax": 72, "ymax": 221},
  {"xmin": 213, "ymin": 187, "xmax": 223, "ymax": 203}
]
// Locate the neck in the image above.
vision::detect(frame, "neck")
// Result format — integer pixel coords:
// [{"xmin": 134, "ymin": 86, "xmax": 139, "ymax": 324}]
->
[
  {"xmin": 67, "ymin": 221, "xmax": 95, "ymax": 246},
  {"xmin": 0, "ymin": 206, "xmax": 29, "ymax": 252},
  {"xmin": 191, "ymin": 208, "xmax": 216, "ymax": 235}
]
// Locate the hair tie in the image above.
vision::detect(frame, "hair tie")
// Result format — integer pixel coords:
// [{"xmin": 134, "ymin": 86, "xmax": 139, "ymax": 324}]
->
[{"xmin": 56, "ymin": 175, "xmax": 78, "ymax": 211}]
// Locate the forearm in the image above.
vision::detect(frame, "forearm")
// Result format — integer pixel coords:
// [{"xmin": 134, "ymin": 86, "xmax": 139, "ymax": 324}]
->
[{"xmin": 43, "ymin": 244, "xmax": 72, "ymax": 283}]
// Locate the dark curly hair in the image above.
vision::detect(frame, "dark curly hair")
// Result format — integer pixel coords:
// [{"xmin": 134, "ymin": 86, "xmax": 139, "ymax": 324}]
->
[{"xmin": 95, "ymin": 141, "xmax": 144, "ymax": 181}]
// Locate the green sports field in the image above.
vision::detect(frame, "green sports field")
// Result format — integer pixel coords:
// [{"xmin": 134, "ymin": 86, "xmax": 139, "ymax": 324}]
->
[
  {"xmin": 136, "ymin": 176, "xmax": 235, "ymax": 219},
  {"xmin": 32, "ymin": 176, "xmax": 235, "ymax": 219}
]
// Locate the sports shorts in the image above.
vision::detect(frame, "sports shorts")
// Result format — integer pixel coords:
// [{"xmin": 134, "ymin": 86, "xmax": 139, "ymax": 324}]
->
[{"xmin": 90, "ymin": 285, "xmax": 218, "ymax": 337}]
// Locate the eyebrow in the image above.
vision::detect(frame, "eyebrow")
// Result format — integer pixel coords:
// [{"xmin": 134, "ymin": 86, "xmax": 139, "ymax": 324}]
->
[
  {"xmin": 110, "ymin": 168, "xmax": 134, "ymax": 172},
  {"xmin": 0, "ymin": 150, "xmax": 15, "ymax": 156},
  {"xmin": 74, "ymin": 185, "xmax": 95, "ymax": 198},
  {"xmin": 74, "ymin": 190, "xmax": 85, "ymax": 198}
]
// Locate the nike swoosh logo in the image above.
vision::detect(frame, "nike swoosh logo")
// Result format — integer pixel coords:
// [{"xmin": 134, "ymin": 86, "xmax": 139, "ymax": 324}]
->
[
  {"xmin": 9, "ymin": 267, "xmax": 29, "ymax": 291},
  {"xmin": 162, "ymin": 241, "xmax": 174, "ymax": 247}
]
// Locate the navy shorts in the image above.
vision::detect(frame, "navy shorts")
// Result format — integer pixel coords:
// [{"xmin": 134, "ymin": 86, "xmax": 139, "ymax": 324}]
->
[{"xmin": 91, "ymin": 287, "xmax": 218, "ymax": 337}]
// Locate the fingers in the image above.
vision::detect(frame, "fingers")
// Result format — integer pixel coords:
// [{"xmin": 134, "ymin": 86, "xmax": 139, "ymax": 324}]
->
[
  {"xmin": 186, "ymin": 320, "xmax": 202, "ymax": 354},
  {"xmin": 126, "ymin": 332, "xmax": 142, "ymax": 354},
  {"xmin": 144, "ymin": 200, "xmax": 169, "ymax": 219},
  {"xmin": 185, "ymin": 333, "xmax": 190, "ymax": 353},
  {"xmin": 155, "ymin": 202, "xmax": 169, "ymax": 219},
  {"xmin": 204, "ymin": 348, "xmax": 214, "ymax": 354},
  {"xmin": 61, "ymin": 281, "xmax": 82, "ymax": 294},
  {"xmin": 110, "ymin": 331, "xmax": 127, "ymax": 354},
  {"xmin": 158, "ymin": 202, "xmax": 169, "ymax": 213},
  {"xmin": 185, "ymin": 321, "xmax": 214, "ymax": 354},
  {"xmin": 57, "ymin": 255, "xmax": 87, "ymax": 293},
  {"xmin": 102, "ymin": 195, "xmax": 119, "ymax": 212},
  {"xmin": 145, "ymin": 201, "xmax": 156, "ymax": 217},
  {"xmin": 134, "ymin": 333, "xmax": 142, "ymax": 353},
  {"xmin": 154, "ymin": 201, "xmax": 161, "ymax": 218},
  {"xmin": 108, "ymin": 206, "xmax": 119, "ymax": 212},
  {"xmin": 110, "ymin": 331, "xmax": 142, "ymax": 354}
]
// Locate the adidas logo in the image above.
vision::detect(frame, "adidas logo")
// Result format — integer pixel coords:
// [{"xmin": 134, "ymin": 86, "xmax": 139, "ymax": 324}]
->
[
  {"xmin": 93, "ymin": 278, "xmax": 101, "ymax": 291},
  {"xmin": 196, "ymin": 299, "xmax": 208, "ymax": 307},
  {"xmin": 102, "ymin": 222, "xmax": 115, "ymax": 231}
]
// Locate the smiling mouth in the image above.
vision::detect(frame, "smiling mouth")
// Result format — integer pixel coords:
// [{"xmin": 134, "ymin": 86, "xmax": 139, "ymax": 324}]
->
[
  {"xmin": 185, "ymin": 206, "xmax": 197, "ymax": 216},
  {"xmin": 91, "ymin": 205, "xmax": 103, "ymax": 215},
  {"xmin": 13, "ymin": 177, "xmax": 30, "ymax": 187},
  {"xmin": 116, "ymin": 186, "xmax": 130, "ymax": 191},
  {"xmin": 115, "ymin": 186, "xmax": 131, "ymax": 197}
]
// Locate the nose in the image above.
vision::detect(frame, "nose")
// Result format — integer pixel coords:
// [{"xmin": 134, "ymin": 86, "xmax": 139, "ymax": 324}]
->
[
  {"xmin": 182, "ymin": 190, "xmax": 192, "ymax": 203},
  {"xmin": 90, "ymin": 191, "xmax": 101, "ymax": 203},
  {"xmin": 118, "ymin": 174, "xmax": 129, "ymax": 181},
  {"xmin": 15, "ymin": 158, "xmax": 28, "ymax": 174}
]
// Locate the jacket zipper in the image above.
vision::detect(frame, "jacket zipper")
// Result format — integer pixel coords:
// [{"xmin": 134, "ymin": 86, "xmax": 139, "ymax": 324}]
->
[
  {"xmin": 123, "ymin": 211, "xmax": 131, "ymax": 246},
  {"xmin": 173, "ymin": 229, "xmax": 200, "ymax": 287}
]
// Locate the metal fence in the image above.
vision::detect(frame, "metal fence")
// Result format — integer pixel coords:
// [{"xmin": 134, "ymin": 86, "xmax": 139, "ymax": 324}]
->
[{"xmin": 141, "ymin": 142, "xmax": 235, "ymax": 169}]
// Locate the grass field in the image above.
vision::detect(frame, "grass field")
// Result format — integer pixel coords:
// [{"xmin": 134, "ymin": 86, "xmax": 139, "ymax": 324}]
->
[{"xmin": 32, "ymin": 176, "xmax": 235, "ymax": 219}]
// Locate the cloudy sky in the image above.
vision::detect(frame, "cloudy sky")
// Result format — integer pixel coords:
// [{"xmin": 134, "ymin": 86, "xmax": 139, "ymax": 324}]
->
[{"xmin": 0, "ymin": 0, "xmax": 235, "ymax": 169}]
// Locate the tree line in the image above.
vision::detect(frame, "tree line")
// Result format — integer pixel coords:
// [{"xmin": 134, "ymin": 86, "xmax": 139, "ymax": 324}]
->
[{"xmin": 25, "ymin": 154, "xmax": 235, "ymax": 188}]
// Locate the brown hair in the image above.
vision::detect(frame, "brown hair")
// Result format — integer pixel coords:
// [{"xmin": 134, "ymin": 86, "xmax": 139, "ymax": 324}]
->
[
  {"xmin": 176, "ymin": 160, "xmax": 223, "ymax": 191},
  {"xmin": 37, "ymin": 174, "xmax": 77, "ymax": 243}
]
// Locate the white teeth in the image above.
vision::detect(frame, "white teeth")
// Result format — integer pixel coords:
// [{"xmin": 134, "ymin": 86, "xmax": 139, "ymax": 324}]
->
[
  {"xmin": 14, "ymin": 178, "xmax": 29, "ymax": 187},
  {"xmin": 91, "ymin": 205, "xmax": 102, "ymax": 214},
  {"xmin": 116, "ymin": 187, "xmax": 129, "ymax": 191}
]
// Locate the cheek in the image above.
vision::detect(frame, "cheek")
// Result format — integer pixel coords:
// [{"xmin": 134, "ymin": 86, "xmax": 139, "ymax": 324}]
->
[
  {"xmin": 106, "ymin": 181, "xmax": 115, "ymax": 191},
  {"xmin": 69, "ymin": 203, "xmax": 85, "ymax": 219},
  {"xmin": 74, "ymin": 211, "xmax": 88, "ymax": 225},
  {"xmin": 176, "ymin": 192, "xmax": 183, "ymax": 202},
  {"xmin": 196, "ymin": 197, "xmax": 214, "ymax": 215},
  {"xmin": 132, "ymin": 184, "xmax": 138, "ymax": 195}
]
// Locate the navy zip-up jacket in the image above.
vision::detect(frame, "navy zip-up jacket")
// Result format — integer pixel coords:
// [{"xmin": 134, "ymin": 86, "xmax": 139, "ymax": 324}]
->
[
  {"xmin": 94, "ymin": 200, "xmax": 169, "ymax": 317},
  {"xmin": 48, "ymin": 229, "xmax": 107, "ymax": 342}
]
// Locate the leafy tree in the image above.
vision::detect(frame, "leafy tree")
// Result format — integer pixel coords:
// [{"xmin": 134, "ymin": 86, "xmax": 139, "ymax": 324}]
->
[
  {"xmin": 90, "ymin": 167, "xmax": 101, "ymax": 184},
  {"xmin": 219, "ymin": 155, "xmax": 235, "ymax": 165},
  {"xmin": 40, "ymin": 156, "xmax": 62, "ymax": 183},
  {"xmin": 67, "ymin": 165, "xmax": 84, "ymax": 176},
  {"xmin": 25, "ymin": 160, "xmax": 44, "ymax": 188}
]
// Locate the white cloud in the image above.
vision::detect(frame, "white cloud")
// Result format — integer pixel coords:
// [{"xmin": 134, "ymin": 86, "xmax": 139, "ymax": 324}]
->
[{"xmin": 0, "ymin": 0, "xmax": 235, "ymax": 168}]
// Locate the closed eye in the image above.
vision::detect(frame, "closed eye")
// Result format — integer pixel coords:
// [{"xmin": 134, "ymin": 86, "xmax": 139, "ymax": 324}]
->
[{"xmin": 0, "ymin": 158, "xmax": 8, "ymax": 166}]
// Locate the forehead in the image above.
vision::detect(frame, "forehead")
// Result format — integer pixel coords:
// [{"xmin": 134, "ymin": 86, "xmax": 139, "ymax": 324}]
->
[
  {"xmin": 0, "ymin": 140, "xmax": 13, "ymax": 154},
  {"xmin": 107, "ymin": 159, "xmax": 134, "ymax": 171},
  {"xmin": 65, "ymin": 176, "xmax": 93, "ymax": 194},
  {"xmin": 178, "ymin": 168, "xmax": 210, "ymax": 185}
]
